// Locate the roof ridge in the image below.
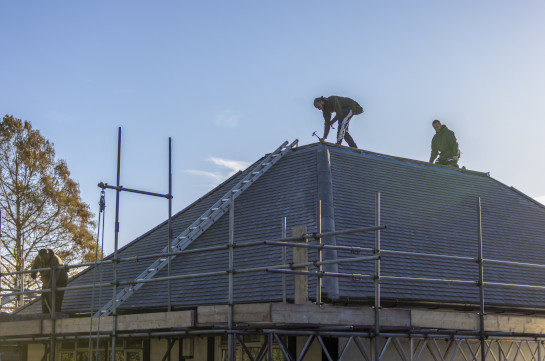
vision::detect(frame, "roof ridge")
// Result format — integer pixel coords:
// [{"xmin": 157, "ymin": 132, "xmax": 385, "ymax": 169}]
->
[{"xmin": 311, "ymin": 141, "xmax": 491, "ymax": 177}]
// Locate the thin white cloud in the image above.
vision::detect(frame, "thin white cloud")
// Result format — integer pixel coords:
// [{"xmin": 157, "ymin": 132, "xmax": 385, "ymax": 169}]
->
[
  {"xmin": 213, "ymin": 110, "xmax": 240, "ymax": 128},
  {"xmin": 185, "ymin": 157, "xmax": 251, "ymax": 187},
  {"xmin": 207, "ymin": 157, "xmax": 250, "ymax": 175}
]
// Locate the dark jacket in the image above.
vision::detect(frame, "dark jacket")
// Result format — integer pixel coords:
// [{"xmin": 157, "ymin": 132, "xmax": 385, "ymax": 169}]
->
[
  {"xmin": 430, "ymin": 125, "xmax": 459, "ymax": 163},
  {"xmin": 30, "ymin": 249, "xmax": 68, "ymax": 287},
  {"xmin": 321, "ymin": 96, "xmax": 364, "ymax": 138}
]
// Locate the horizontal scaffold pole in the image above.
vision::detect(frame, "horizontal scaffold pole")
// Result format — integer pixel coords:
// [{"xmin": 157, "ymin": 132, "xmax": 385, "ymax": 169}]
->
[
  {"xmin": 98, "ymin": 182, "xmax": 172, "ymax": 199},
  {"xmin": 267, "ymin": 269, "xmax": 373, "ymax": 280}
]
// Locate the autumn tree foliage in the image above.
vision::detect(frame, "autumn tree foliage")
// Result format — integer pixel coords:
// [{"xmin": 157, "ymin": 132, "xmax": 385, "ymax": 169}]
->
[{"xmin": 0, "ymin": 115, "xmax": 99, "ymax": 306}]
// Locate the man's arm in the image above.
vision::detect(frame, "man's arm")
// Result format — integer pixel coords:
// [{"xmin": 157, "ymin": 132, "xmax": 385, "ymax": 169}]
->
[
  {"xmin": 329, "ymin": 97, "xmax": 343, "ymax": 125},
  {"xmin": 50, "ymin": 255, "xmax": 65, "ymax": 284},
  {"xmin": 429, "ymin": 137, "xmax": 438, "ymax": 163},
  {"xmin": 448, "ymin": 130, "xmax": 460, "ymax": 160},
  {"xmin": 30, "ymin": 256, "xmax": 40, "ymax": 280},
  {"xmin": 322, "ymin": 111, "xmax": 332, "ymax": 139}
]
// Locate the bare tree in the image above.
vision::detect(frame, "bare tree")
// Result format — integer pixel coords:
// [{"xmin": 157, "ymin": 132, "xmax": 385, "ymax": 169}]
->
[{"xmin": 0, "ymin": 115, "xmax": 99, "ymax": 309}]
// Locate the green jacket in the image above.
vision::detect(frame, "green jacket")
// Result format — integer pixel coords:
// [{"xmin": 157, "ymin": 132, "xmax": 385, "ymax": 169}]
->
[
  {"xmin": 320, "ymin": 96, "xmax": 364, "ymax": 138},
  {"xmin": 30, "ymin": 250, "xmax": 68, "ymax": 288},
  {"xmin": 430, "ymin": 125, "xmax": 459, "ymax": 163}
]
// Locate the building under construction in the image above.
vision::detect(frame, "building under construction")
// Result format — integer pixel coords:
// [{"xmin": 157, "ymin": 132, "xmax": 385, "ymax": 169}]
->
[{"xmin": 2, "ymin": 139, "xmax": 545, "ymax": 361}]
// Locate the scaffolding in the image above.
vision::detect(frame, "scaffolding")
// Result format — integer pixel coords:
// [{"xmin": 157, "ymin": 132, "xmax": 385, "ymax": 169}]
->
[{"xmin": 2, "ymin": 136, "xmax": 545, "ymax": 361}]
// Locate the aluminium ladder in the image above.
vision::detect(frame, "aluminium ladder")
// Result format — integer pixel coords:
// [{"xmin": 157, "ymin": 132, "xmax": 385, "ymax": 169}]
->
[{"xmin": 94, "ymin": 139, "xmax": 298, "ymax": 317}]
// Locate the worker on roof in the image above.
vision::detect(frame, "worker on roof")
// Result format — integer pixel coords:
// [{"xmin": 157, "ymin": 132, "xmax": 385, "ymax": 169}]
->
[
  {"xmin": 313, "ymin": 95, "xmax": 364, "ymax": 148},
  {"xmin": 429, "ymin": 119, "xmax": 460, "ymax": 168},
  {"xmin": 30, "ymin": 248, "xmax": 68, "ymax": 314}
]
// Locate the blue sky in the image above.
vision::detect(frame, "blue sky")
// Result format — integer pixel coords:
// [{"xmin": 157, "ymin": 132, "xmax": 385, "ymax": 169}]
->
[{"xmin": 1, "ymin": 1, "xmax": 544, "ymax": 255}]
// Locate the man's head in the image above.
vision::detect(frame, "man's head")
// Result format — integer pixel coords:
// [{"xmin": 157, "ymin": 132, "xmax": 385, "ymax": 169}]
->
[
  {"xmin": 38, "ymin": 249, "xmax": 53, "ymax": 263},
  {"xmin": 313, "ymin": 97, "xmax": 325, "ymax": 110},
  {"xmin": 432, "ymin": 119, "xmax": 442, "ymax": 133}
]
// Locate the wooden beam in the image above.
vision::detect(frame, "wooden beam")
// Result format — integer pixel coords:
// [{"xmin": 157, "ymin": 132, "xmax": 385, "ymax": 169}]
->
[{"xmin": 292, "ymin": 226, "xmax": 308, "ymax": 305}]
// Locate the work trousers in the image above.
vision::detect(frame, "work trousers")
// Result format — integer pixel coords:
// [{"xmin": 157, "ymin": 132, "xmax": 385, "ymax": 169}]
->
[
  {"xmin": 337, "ymin": 107, "xmax": 357, "ymax": 148},
  {"xmin": 436, "ymin": 156, "xmax": 459, "ymax": 168},
  {"xmin": 42, "ymin": 287, "xmax": 65, "ymax": 313}
]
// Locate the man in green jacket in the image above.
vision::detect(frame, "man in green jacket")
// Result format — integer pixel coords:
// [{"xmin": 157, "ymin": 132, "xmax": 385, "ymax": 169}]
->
[
  {"xmin": 429, "ymin": 119, "xmax": 460, "ymax": 167},
  {"xmin": 314, "ymin": 95, "xmax": 364, "ymax": 148},
  {"xmin": 30, "ymin": 248, "xmax": 68, "ymax": 313}
]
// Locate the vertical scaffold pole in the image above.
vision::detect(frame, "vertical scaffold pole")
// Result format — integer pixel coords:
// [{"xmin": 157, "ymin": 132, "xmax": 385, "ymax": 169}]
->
[
  {"xmin": 111, "ymin": 127, "xmax": 122, "ymax": 361},
  {"xmin": 0, "ymin": 255, "xmax": 3, "ymax": 314},
  {"xmin": 167, "ymin": 137, "xmax": 172, "ymax": 312},
  {"xmin": 229, "ymin": 333, "xmax": 237, "ymax": 361},
  {"xmin": 374, "ymin": 192, "xmax": 381, "ymax": 361},
  {"xmin": 268, "ymin": 333, "xmax": 273, "ymax": 361},
  {"xmin": 20, "ymin": 258, "xmax": 25, "ymax": 310},
  {"xmin": 282, "ymin": 217, "xmax": 287, "ymax": 303},
  {"xmin": 0, "ymin": 213, "xmax": 2, "ymax": 315},
  {"xmin": 316, "ymin": 200, "xmax": 322, "ymax": 305},
  {"xmin": 49, "ymin": 266, "xmax": 57, "ymax": 361},
  {"xmin": 477, "ymin": 197, "xmax": 485, "ymax": 361},
  {"xmin": 228, "ymin": 194, "xmax": 235, "ymax": 361}
]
